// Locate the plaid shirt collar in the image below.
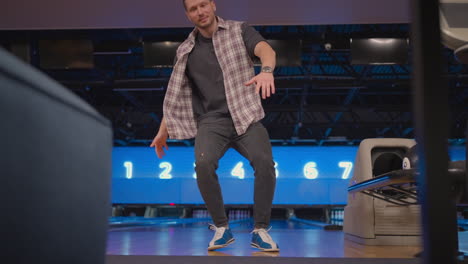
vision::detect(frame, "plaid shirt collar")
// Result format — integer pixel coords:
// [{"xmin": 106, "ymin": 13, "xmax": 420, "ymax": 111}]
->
[{"xmin": 187, "ymin": 16, "xmax": 229, "ymax": 41}]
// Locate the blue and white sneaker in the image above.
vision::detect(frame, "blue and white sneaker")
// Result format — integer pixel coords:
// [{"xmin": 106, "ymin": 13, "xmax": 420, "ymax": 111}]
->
[
  {"xmin": 251, "ymin": 227, "xmax": 279, "ymax": 252},
  {"xmin": 208, "ymin": 224, "xmax": 235, "ymax": 251}
]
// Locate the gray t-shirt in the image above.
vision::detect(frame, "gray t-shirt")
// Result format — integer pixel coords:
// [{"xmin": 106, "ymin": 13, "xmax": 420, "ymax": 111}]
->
[{"xmin": 186, "ymin": 23, "xmax": 265, "ymax": 121}]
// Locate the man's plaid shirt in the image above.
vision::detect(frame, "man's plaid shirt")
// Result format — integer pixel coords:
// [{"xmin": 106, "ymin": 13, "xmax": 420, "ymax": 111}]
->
[{"xmin": 163, "ymin": 17, "xmax": 265, "ymax": 139}]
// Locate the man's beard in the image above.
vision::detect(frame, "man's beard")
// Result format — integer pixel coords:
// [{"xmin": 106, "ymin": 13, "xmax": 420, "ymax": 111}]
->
[{"xmin": 196, "ymin": 16, "xmax": 214, "ymax": 29}]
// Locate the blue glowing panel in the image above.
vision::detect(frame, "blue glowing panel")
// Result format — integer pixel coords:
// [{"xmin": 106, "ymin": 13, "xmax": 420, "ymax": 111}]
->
[
  {"xmin": 112, "ymin": 146, "xmax": 466, "ymax": 205},
  {"xmin": 112, "ymin": 146, "xmax": 357, "ymax": 205},
  {"xmin": 449, "ymin": 146, "xmax": 466, "ymax": 161}
]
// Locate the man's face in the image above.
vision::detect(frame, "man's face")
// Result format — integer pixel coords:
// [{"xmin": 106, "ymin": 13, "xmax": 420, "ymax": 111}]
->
[{"xmin": 184, "ymin": 0, "xmax": 216, "ymax": 29}]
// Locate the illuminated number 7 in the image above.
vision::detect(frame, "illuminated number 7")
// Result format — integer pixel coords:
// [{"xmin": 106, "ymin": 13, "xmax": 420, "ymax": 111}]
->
[
  {"xmin": 339, "ymin": 161, "xmax": 353, "ymax": 179},
  {"xmin": 159, "ymin": 162, "xmax": 173, "ymax": 179}
]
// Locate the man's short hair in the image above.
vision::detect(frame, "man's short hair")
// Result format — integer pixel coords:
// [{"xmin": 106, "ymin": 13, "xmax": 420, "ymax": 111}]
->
[{"xmin": 182, "ymin": 0, "xmax": 213, "ymax": 10}]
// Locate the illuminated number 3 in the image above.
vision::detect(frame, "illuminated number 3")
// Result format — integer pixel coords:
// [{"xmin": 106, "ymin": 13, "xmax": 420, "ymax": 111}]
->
[{"xmin": 193, "ymin": 162, "xmax": 197, "ymax": 179}]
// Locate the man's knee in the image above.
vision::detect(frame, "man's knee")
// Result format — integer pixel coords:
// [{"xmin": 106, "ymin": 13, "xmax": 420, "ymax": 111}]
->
[
  {"xmin": 195, "ymin": 155, "xmax": 218, "ymax": 173},
  {"xmin": 250, "ymin": 155, "xmax": 274, "ymax": 170}
]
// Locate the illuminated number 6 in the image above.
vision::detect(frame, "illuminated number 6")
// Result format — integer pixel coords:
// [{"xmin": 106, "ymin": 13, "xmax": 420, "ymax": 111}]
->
[{"xmin": 303, "ymin": 162, "xmax": 319, "ymax": 179}]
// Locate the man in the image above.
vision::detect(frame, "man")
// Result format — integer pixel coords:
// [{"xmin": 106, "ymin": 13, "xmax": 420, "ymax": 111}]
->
[{"xmin": 150, "ymin": 0, "xmax": 279, "ymax": 252}]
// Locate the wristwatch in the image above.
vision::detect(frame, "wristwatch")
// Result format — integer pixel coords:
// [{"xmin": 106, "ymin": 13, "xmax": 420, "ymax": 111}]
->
[{"xmin": 261, "ymin": 66, "xmax": 274, "ymax": 73}]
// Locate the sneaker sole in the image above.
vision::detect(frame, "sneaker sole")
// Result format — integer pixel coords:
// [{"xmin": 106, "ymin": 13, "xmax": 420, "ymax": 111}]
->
[
  {"xmin": 207, "ymin": 238, "xmax": 235, "ymax": 251},
  {"xmin": 251, "ymin": 242, "xmax": 279, "ymax": 252}
]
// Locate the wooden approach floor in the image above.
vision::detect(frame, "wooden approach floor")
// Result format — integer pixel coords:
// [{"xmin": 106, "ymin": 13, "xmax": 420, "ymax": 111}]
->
[{"xmin": 106, "ymin": 219, "xmax": 423, "ymax": 258}]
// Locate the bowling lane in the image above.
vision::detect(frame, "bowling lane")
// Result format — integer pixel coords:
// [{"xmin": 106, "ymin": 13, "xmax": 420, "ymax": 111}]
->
[{"xmin": 107, "ymin": 218, "xmax": 418, "ymax": 258}]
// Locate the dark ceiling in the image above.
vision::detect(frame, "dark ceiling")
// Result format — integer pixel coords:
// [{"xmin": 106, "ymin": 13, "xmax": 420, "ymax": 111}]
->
[{"xmin": 1, "ymin": 23, "xmax": 467, "ymax": 146}]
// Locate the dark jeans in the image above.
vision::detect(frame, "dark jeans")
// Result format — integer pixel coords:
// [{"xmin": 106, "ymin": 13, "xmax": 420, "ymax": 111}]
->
[{"xmin": 194, "ymin": 117, "xmax": 276, "ymax": 229}]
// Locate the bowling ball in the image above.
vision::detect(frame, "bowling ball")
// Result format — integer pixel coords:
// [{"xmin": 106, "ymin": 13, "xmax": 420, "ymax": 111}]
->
[{"xmin": 402, "ymin": 145, "xmax": 418, "ymax": 170}]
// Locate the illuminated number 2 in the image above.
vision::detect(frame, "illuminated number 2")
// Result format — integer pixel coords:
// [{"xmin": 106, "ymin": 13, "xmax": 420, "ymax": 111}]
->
[
  {"xmin": 159, "ymin": 162, "xmax": 173, "ymax": 179},
  {"xmin": 339, "ymin": 161, "xmax": 353, "ymax": 179},
  {"xmin": 124, "ymin": 161, "xmax": 133, "ymax": 179},
  {"xmin": 303, "ymin": 162, "xmax": 319, "ymax": 179},
  {"xmin": 231, "ymin": 162, "xmax": 245, "ymax": 179}
]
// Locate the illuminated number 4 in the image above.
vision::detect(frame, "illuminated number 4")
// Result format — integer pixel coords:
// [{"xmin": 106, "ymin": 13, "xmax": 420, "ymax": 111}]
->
[{"xmin": 231, "ymin": 162, "xmax": 245, "ymax": 179}]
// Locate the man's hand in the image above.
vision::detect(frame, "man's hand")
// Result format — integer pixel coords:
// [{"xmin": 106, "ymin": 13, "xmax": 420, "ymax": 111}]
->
[
  {"xmin": 150, "ymin": 132, "xmax": 169, "ymax": 159},
  {"xmin": 245, "ymin": 72, "xmax": 275, "ymax": 99}
]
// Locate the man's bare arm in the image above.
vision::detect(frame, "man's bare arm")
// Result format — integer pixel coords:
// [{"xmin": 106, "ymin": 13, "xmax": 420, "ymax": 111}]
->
[{"xmin": 245, "ymin": 41, "xmax": 276, "ymax": 99}]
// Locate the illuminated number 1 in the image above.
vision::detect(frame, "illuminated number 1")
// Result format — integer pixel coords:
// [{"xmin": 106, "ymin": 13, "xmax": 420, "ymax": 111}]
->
[
  {"xmin": 124, "ymin": 161, "xmax": 133, "ymax": 179},
  {"xmin": 339, "ymin": 161, "xmax": 353, "ymax": 179},
  {"xmin": 303, "ymin": 162, "xmax": 319, "ymax": 179},
  {"xmin": 159, "ymin": 162, "xmax": 173, "ymax": 179},
  {"xmin": 231, "ymin": 162, "xmax": 245, "ymax": 179}
]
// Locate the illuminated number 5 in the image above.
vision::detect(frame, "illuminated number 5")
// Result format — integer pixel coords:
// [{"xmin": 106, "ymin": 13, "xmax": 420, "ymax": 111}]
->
[
  {"xmin": 159, "ymin": 162, "xmax": 173, "ymax": 179},
  {"xmin": 303, "ymin": 162, "xmax": 319, "ymax": 179},
  {"xmin": 339, "ymin": 161, "xmax": 353, "ymax": 179},
  {"xmin": 231, "ymin": 162, "xmax": 245, "ymax": 179},
  {"xmin": 274, "ymin": 161, "xmax": 279, "ymax": 178}
]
